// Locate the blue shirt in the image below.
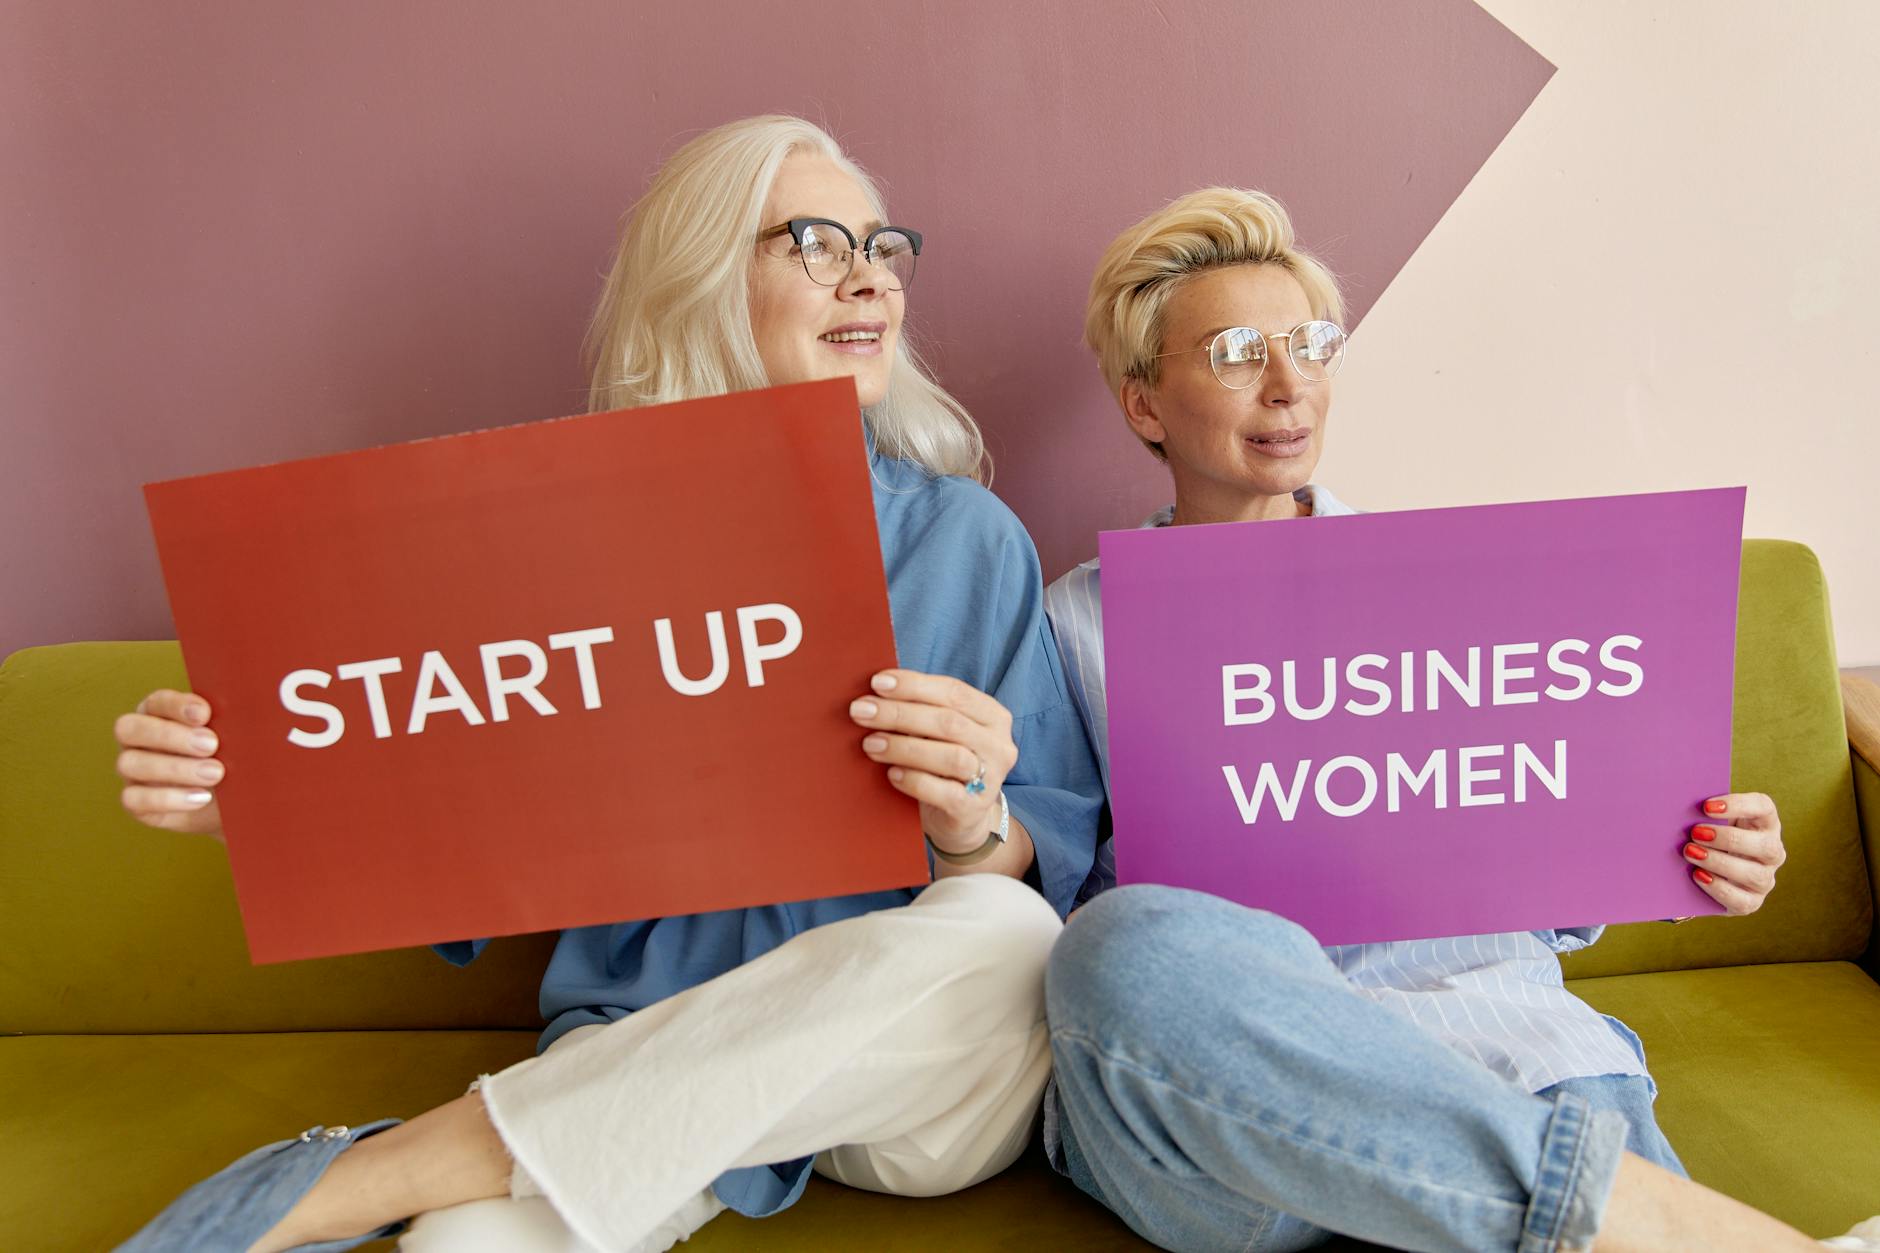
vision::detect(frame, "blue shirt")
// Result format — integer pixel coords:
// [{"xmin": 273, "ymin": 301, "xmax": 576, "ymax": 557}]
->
[
  {"xmin": 1042, "ymin": 488, "xmax": 1647, "ymax": 1116},
  {"xmin": 436, "ymin": 428, "xmax": 1104, "ymax": 1219}
]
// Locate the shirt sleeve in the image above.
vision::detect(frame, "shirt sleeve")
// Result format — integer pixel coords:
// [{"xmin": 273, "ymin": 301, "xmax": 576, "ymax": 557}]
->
[
  {"xmin": 979, "ymin": 527, "xmax": 1105, "ymax": 919},
  {"xmin": 1005, "ymin": 696, "xmax": 1105, "ymax": 918},
  {"xmin": 1072, "ymin": 809, "xmax": 1115, "ymax": 910},
  {"xmin": 1532, "ymin": 926, "xmax": 1606, "ymax": 953},
  {"xmin": 1043, "ymin": 566, "xmax": 1116, "ymax": 908},
  {"xmin": 432, "ymin": 938, "xmax": 491, "ymax": 966}
]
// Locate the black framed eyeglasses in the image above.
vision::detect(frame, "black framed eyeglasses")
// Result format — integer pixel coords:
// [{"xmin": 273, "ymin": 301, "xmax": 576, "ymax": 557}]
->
[
  {"xmin": 1152, "ymin": 321, "xmax": 1348, "ymax": 389},
  {"xmin": 757, "ymin": 218, "xmax": 922, "ymax": 292}
]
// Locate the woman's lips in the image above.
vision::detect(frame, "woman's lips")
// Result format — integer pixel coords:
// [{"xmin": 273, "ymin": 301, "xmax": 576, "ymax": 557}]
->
[
  {"xmin": 819, "ymin": 324, "xmax": 887, "ymax": 357},
  {"xmin": 1246, "ymin": 429, "xmax": 1312, "ymax": 458},
  {"xmin": 819, "ymin": 336, "xmax": 883, "ymax": 356}
]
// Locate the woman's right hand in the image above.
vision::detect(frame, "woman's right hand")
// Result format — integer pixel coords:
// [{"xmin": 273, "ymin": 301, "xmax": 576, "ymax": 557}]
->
[{"xmin": 115, "ymin": 689, "xmax": 225, "ymax": 840}]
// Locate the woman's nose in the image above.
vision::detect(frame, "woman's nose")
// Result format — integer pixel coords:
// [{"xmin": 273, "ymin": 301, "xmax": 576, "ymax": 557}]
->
[
  {"xmin": 838, "ymin": 251, "xmax": 890, "ymax": 300},
  {"xmin": 1259, "ymin": 360, "xmax": 1302, "ymax": 406}
]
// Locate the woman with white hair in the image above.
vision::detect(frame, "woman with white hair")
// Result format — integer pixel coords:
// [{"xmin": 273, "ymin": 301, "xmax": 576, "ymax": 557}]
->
[
  {"xmin": 111, "ymin": 115, "xmax": 1103, "ymax": 1253},
  {"xmin": 1041, "ymin": 186, "xmax": 1876, "ymax": 1252}
]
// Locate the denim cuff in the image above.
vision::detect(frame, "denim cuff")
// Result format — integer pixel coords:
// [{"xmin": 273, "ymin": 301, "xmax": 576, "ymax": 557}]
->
[{"xmin": 1518, "ymin": 1089, "xmax": 1629, "ymax": 1253}]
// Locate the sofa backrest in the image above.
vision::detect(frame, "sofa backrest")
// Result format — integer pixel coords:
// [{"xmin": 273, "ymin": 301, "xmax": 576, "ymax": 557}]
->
[
  {"xmin": 1561, "ymin": 540, "xmax": 1875, "ymax": 979},
  {"xmin": 0, "ymin": 641, "xmax": 554, "ymax": 1034}
]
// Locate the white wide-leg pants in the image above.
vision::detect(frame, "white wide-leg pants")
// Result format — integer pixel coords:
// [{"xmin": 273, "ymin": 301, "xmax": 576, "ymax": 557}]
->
[{"xmin": 400, "ymin": 873, "xmax": 1060, "ymax": 1252}]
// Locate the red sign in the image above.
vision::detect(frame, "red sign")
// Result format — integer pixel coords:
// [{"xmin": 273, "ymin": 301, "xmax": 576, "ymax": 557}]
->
[{"xmin": 146, "ymin": 379, "xmax": 925, "ymax": 963}]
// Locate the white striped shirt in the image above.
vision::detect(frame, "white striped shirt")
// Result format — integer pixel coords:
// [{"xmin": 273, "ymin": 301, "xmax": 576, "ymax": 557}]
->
[{"xmin": 1042, "ymin": 487, "xmax": 1649, "ymax": 1099}]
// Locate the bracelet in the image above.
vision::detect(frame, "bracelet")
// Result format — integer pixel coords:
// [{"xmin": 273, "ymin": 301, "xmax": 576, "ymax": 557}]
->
[{"xmin": 927, "ymin": 791, "xmax": 1010, "ymax": 866}]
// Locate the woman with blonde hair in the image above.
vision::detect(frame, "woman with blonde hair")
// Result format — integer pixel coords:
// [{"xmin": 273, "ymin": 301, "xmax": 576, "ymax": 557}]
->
[
  {"xmin": 112, "ymin": 114, "xmax": 1103, "ymax": 1252},
  {"xmin": 1040, "ymin": 186, "xmax": 1877, "ymax": 1251}
]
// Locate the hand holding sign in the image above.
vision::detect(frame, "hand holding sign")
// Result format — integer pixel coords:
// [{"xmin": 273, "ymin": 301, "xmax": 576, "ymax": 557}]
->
[
  {"xmin": 851, "ymin": 669, "xmax": 1019, "ymax": 853},
  {"xmin": 1688, "ymin": 792, "xmax": 1787, "ymax": 914},
  {"xmin": 116, "ymin": 689, "xmax": 225, "ymax": 838}
]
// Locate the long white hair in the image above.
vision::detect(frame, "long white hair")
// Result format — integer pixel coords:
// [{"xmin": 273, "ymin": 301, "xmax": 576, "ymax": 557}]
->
[{"xmin": 583, "ymin": 115, "xmax": 986, "ymax": 482}]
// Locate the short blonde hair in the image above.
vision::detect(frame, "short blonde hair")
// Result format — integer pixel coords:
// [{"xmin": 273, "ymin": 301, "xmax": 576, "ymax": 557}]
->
[
  {"xmin": 1085, "ymin": 188, "xmax": 1343, "ymax": 459},
  {"xmin": 583, "ymin": 115, "xmax": 986, "ymax": 481}
]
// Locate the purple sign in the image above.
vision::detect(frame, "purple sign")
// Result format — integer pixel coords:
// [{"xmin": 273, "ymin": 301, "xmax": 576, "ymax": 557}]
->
[{"xmin": 1098, "ymin": 488, "xmax": 1745, "ymax": 944}]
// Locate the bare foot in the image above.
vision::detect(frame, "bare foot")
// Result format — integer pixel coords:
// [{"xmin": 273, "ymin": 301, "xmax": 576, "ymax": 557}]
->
[{"xmin": 248, "ymin": 1094, "xmax": 512, "ymax": 1253}]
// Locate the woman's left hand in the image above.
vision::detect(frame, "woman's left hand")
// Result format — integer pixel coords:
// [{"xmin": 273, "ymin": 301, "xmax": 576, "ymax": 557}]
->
[
  {"xmin": 849, "ymin": 669, "xmax": 1017, "ymax": 853},
  {"xmin": 1686, "ymin": 792, "xmax": 1786, "ymax": 914}
]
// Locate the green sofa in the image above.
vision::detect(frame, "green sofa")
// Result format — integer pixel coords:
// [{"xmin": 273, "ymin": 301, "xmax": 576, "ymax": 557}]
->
[{"xmin": 3, "ymin": 539, "xmax": 1877, "ymax": 1250}]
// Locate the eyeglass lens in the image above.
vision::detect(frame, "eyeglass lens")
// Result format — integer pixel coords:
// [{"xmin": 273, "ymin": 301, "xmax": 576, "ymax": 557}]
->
[
  {"xmin": 1208, "ymin": 321, "xmax": 1346, "ymax": 388},
  {"xmin": 798, "ymin": 223, "xmax": 917, "ymax": 291}
]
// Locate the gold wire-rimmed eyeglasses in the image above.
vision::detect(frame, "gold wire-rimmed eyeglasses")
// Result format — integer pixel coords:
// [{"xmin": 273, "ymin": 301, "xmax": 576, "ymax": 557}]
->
[{"xmin": 1151, "ymin": 321, "xmax": 1348, "ymax": 389}]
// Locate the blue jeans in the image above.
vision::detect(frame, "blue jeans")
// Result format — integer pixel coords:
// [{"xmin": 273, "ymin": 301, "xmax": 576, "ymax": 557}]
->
[{"xmin": 1047, "ymin": 887, "xmax": 1685, "ymax": 1253}]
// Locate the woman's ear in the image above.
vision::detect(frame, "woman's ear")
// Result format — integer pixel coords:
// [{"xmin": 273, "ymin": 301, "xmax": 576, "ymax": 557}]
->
[{"xmin": 1120, "ymin": 376, "xmax": 1168, "ymax": 448}]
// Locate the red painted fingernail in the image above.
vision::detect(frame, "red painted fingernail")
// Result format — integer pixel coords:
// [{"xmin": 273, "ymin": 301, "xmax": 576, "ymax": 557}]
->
[
  {"xmin": 1703, "ymin": 799, "xmax": 1727, "ymax": 815},
  {"xmin": 1692, "ymin": 826, "xmax": 1717, "ymax": 842},
  {"xmin": 1685, "ymin": 844, "xmax": 1708, "ymax": 861},
  {"xmin": 1693, "ymin": 868, "xmax": 1714, "ymax": 885}
]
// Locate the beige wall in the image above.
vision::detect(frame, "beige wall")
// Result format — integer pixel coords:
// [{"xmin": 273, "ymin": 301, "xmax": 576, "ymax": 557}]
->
[{"xmin": 1324, "ymin": 1, "xmax": 1880, "ymax": 665}]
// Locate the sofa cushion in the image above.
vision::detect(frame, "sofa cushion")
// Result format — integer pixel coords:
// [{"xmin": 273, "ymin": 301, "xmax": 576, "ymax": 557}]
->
[
  {"xmin": 0, "ymin": 1030, "xmax": 1154, "ymax": 1251},
  {"xmin": 0, "ymin": 1029, "xmax": 539, "ymax": 1250},
  {"xmin": 1569, "ymin": 960, "xmax": 1880, "ymax": 1237},
  {"xmin": 1562, "ymin": 541, "xmax": 1873, "ymax": 979},
  {"xmin": 696, "ymin": 1148, "xmax": 1157, "ymax": 1251},
  {"xmin": 0, "ymin": 641, "xmax": 557, "ymax": 1035}
]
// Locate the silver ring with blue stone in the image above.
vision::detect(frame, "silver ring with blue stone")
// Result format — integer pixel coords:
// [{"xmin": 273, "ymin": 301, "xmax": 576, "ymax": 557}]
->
[{"xmin": 964, "ymin": 758, "xmax": 988, "ymax": 795}]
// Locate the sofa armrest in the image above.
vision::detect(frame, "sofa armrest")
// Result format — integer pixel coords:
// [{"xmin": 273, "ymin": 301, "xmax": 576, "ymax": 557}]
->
[
  {"xmin": 1846, "ymin": 675, "xmax": 1880, "ymax": 978},
  {"xmin": 1847, "ymin": 674, "xmax": 1880, "ymax": 775}
]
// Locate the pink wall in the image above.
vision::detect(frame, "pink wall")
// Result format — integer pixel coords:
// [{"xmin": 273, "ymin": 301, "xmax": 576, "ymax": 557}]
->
[{"xmin": 0, "ymin": 1, "xmax": 1549, "ymax": 656}]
